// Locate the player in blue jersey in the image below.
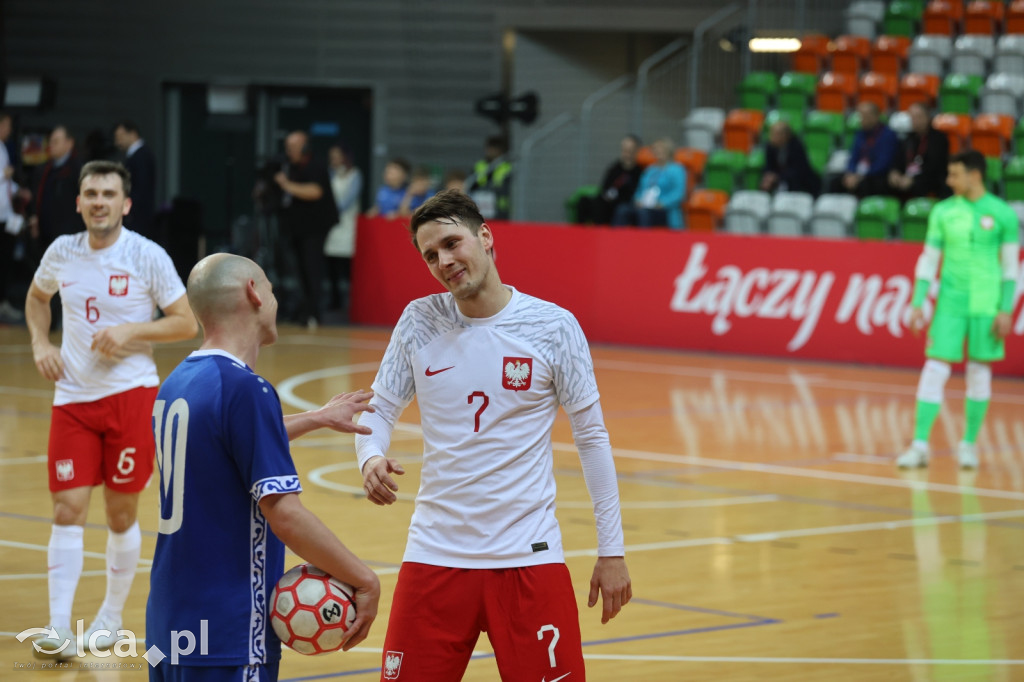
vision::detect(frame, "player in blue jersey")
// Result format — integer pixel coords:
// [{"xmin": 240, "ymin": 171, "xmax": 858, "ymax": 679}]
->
[{"xmin": 147, "ymin": 253, "xmax": 380, "ymax": 682}]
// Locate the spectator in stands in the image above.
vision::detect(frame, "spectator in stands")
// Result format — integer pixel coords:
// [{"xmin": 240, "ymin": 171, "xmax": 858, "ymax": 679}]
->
[
  {"xmin": 468, "ymin": 135, "xmax": 512, "ymax": 220},
  {"xmin": 29, "ymin": 125, "xmax": 84, "ymax": 254},
  {"xmin": 398, "ymin": 166, "xmax": 435, "ymax": 217},
  {"xmin": 366, "ymin": 157, "xmax": 410, "ymax": 219},
  {"xmin": 760, "ymin": 121, "xmax": 820, "ymax": 197},
  {"xmin": 611, "ymin": 137, "xmax": 685, "ymax": 229},
  {"xmin": 577, "ymin": 134, "xmax": 642, "ymax": 225},
  {"xmin": 888, "ymin": 103, "xmax": 951, "ymax": 202},
  {"xmin": 273, "ymin": 130, "xmax": 338, "ymax": 329},
  {"xmin": 0, "ymin": 110, "xmax": 26, "ymax": 322},
  {"xmin": 114, "ymin": 121, "xmax": 158, "ymax": 242},
  {"xmin": 324, "ymin": 143, "xmax": 363, "ymax": 316},
  {"xmin": 443, "ymin": 169, "xmax": 468, "ymax": 193},
  {"xmin": 832, "ymin": 101, "xmax": 899, "ymax": 198}
]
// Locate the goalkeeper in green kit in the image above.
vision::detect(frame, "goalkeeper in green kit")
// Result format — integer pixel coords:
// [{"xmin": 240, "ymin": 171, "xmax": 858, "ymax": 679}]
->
[{"xmin": 898, "ymin": 150, "xmax": 1020, "ymax": 470}]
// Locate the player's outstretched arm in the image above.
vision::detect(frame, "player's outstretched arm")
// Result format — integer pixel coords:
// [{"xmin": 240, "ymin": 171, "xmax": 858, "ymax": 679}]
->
[
  {"xmin": 25, "ymin": 282, "xmax": 63, "ymax": 381},
  {"xmin": 589, "ymin": 556, "xmax": 632, "ymax": 624},
  {"xmin": 91, "ymin": 294, "xmax": 198, "ymax": 358},
  {"xmin": 259, "ymin": 492, "xmax": 380, "ymax": 650},
  {"xmin": 284, "ymin": 390, "xmax": 375, "ymax": 440}
]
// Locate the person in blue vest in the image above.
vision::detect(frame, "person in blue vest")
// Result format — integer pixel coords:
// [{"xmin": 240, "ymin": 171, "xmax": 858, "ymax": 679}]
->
[{"xmin": 611, "ymin": 137, "xmax": 686, "ymax": 229}]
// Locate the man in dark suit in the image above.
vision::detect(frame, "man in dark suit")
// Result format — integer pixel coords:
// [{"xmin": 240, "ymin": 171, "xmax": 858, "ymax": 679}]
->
[
  {"xmin": 761, "ymin": 121, "xmax": 821, "ymax": 196},
  {"xmin": 114, "ymin": 121, "xmax": 158, "ymax": 242},
  {"xmin": 29, "ymin": 125, "xmax": 84, "ymax": 253},
  {"xmin": 888, "ymin": 103, "xmax": 951, "ymax": 201}
]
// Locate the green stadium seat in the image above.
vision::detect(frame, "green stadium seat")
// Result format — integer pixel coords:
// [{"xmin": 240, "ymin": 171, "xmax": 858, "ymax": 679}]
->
[
  {"xmin": 855, "ymin": 196, "xmax": 901, "ymax": 240},
  {"xmin": 565, "ymin": 185, "xmax": 599, "ymax": 223},
  {"xmin": 777, "ymin": 72, "xmax": 817, "ymax": 117},
  {"xmin": 900, "ymin": 197, "xmax": 936, "ymax": 242},
  {"xmin": 1014, "ymin": 118, "xmax": 1024, "ymax": 156},
  {"xmin": 737, "ymin": 72, "xmax": 779, "ymax": 110},
  {"xmin": 844, "ymin": 111, "xmax": 863, "ymax": 147},
  {"xmin": 986, "ymin": 157, "xmax": 1004, "ymax": 196},
  {"xmin": 762, "ymin": 109, "xmax": 805, "ymax": 139},
  {"xmin": 1004, "ymin": 156, "xmax": 1024, "ymax": 201},
  {"xmin": 939, "ymin": 74, "xmax": 983, "ymax": 115},
  {"xmin": 704, "ymin": 149, "xmax": 747, "ymax": 195},
  {"xmin": 805, "ymin": 109, "xmax": 844, "ymax": 147},
  {"xmin": 743, "ymin": 146, "xmax": 766, "ymax": 191},
  {"xmin": 884, "ymin": 0, "xmax": 925, "ymax": 37}
]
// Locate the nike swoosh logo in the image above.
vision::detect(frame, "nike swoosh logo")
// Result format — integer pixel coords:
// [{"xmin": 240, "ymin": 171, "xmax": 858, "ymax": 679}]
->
[
  {"xmin": 543, "ymin": 674, "xmax": 571, "ymax": 682},
  {"xmin": 60, "ymin": 281, "xmax": 77, "ymax": 288},
  {"xmin": 425, "ymin": 365, "xmax": 454, "ymax": 376},
  {"xmin": 111, "ymin": 475, "xmax": 134, "ymax": 484},
  {"xmin": 47, "ymin": 565, "xmax": 62, "ymax": 570}
]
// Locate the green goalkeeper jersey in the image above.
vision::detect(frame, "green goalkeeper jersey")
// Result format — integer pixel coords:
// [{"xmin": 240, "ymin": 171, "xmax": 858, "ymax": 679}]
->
[{"xmin": 925, "ymin": 192, "xmax": 1019, "ymax": 317}]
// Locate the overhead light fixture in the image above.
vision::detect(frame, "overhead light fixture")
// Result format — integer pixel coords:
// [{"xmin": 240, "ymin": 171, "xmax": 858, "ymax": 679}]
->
[{"xmin": 748, "ymin": 37, "xmax": 802, "ymax": 53}]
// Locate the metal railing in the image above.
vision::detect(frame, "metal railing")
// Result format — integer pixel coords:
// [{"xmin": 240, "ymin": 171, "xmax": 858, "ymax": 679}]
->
[
  {"xmin": 514, "ymin": 111, "xmax": 575, "ymax": 222},
  {"xmin": 578, "ymin": 74, "xmax": 634, "ymax": 188}
]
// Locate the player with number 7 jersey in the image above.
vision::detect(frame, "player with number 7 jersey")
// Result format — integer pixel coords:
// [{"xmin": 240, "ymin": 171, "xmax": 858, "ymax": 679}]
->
[{"xmin": 356, "ymin": 189, "xmax": 631, "ymax": 681}]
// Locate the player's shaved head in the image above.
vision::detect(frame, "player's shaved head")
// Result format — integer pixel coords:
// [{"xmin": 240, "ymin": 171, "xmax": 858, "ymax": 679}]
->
[{"xmin": 187, "ymin": 253, "xmax": 267, "ymax": 326}]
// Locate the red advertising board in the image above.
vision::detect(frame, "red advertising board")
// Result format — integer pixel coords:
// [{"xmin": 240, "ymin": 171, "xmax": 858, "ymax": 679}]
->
[{"xmin": 350, "ymin": 217, "xmax": 1024, "ymax": 374}]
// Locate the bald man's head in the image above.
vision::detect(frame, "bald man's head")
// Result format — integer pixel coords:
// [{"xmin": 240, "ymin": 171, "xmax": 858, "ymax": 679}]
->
[{"xmin": 187, "ymin": 254, "xmax": 268, "ymax": 327}]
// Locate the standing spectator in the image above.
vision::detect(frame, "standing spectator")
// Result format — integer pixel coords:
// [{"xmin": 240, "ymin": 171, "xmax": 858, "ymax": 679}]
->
[
  {"xmin": 0, "ymin": 110, "xmax": 26, "ymax": 321},
  {"xmin": 147, "ymin": 253, "xmax": 380, "ymax": 681},
  {"xmin": 468, "ymin": 135, "xmax": 513, "ymax": 220},
  {"xmin": 577, "ymin": 134, "xmax": 642, "ymax": 225},
  {"xmin": 25, "ymin": 160, "xmax": 198, "ymax": 658},
  {"xmin": 398, "ymin": 166, "xmax": 435, "ymax": 217},
  {"xmin": 357, "ymin": 189, "xmax": 631, "ymax": 681},
  {"xmin": 761, "ymin": 121, "xmax": 821, "ymax": 196},
  {"xmin": 888, "ymin": 103, "xmax": 951, "ymax": 201},
  {"xmin": 273, "ymin": 130, "xmax": 338, "ymax": 330},
  {"xmin": 365, "ymin": 157, "xmax": 410, "ymax": 219},
  {"xmin": 29, "ymin": 126, "xmax": 84, "ymax": 254},
  {"xmin": 612, "ymin": 137, "xmax": 686, "ymax": 229},
  {"xmin": 113, "ymin": 121, "xmax": 157, "ymax": 242},
  {"xmin": 833, "ymin": 101, "xmax": 900, "ymax": 198},
  {"xmin": 324, "ymin": 143, "xmax": 363, "ymax": 315}
]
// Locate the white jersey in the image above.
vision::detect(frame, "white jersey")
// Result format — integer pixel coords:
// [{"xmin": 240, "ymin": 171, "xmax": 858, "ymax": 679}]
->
[
  {"xmin": 34, "ymin": 228, "xmax": 186, "ymax": 406},
  {"xmin": 368, "ymin": 287, "xmax": 601, "ymax": 568}
]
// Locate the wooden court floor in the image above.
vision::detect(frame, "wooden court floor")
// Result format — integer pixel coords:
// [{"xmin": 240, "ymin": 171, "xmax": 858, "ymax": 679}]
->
[{"xmin": 2, "ymin": 322, "xmax": 1024, "ymax": 681}]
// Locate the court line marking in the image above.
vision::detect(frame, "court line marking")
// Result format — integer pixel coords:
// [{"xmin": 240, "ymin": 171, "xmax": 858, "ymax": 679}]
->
[
  {"xmin": 0, "ymin": 385, "xmax": 53, "ymax": 398},
  {"xmin": 0, "ymin": 455, "xmax": 47, "ymax": 465},
  {"xmin": 0, "ymin": 539, "xmax": 153, "ymax": 565},
  {"xmin": 580, "ymin": 654, "xmax": 1024, "ymax": 664},
  {"xmin": 0, "ymin": 568, "xmax": 150, "ymax": 581}
]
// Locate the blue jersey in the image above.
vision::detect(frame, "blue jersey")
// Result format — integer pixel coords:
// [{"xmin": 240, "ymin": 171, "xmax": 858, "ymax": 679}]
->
[{"xmin": 146, "ymin": 350, "xmax": 300, "ymax": 666}]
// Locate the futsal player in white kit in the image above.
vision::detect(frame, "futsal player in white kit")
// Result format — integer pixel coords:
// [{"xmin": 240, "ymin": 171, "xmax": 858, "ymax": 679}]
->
[
  {"xmin": 357, "ymin": 189, "xmax": 631, "ymax": 681},
  {"xmin": 25, "ymin": 160, "xmax": 198, "ymax": 656}
]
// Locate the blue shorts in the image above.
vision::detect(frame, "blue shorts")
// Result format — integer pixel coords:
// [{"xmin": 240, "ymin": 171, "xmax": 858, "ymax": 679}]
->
[{"xmin": 149, "ymin": 660, "xmax": 280, "ymax": 682}]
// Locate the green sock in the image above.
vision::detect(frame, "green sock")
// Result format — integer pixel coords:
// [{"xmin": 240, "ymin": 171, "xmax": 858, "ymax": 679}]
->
[
  {"xmin": 914, "ymin": 400, "xmax": 941, "ymax": 443},
  {"xmin": 964, "ymin": 398, "xmax": 989, "ymax": 445}
]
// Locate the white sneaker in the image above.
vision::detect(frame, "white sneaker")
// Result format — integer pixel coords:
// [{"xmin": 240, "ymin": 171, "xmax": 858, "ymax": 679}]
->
[
  {"xmin": 31, "ymin": 625, "xmax": 76, "ymax": 660},
  {"xmin": 957, "ymin": 442, "xmax": 979, "ymax": 470},
  {"xmin": 897, "ymin": 442, "xmax": 930, "ymax": 469},
  {"xmin": 84, "ymin": 615, "xmax": 122, "ymax": 653}
]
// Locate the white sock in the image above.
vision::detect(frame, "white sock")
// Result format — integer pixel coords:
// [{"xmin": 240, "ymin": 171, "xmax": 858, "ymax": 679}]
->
[
  {"xmin": 48, "ymin": 524, "xmax": 84, "ymax": 630},
  {"xmin": 97, "ymin": 521, "xmax": 141, "ymax": 625}
]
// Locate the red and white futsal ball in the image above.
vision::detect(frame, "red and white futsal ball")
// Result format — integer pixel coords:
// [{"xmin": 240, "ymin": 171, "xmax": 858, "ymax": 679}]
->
[{"xmin": 270, "ymin": 563, "xmax": 357, "ymax": 655}]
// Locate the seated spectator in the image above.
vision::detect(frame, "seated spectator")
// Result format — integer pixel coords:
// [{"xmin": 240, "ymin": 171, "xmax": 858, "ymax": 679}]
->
[
  {"xmin": 761, "ymin": 121, "xmax": 820, "ymax": 196},
  {"xmin": 611, "ymin": 137, "xmax": 686, "ymax": 229},
  {"xmin": 577, "ymin": 134, "xmax": 642, "ymax": 225},
  {"xmin": 443, "ymin": 169, "xmax": 468, "ymax": 193},
  {"xmin": 398, "ymin": 166, "xmax": 435, "ymax": 217},
  {"xmin": 888, "ymin": 103, "xmax": 951, "ymax": 201},
  {"xmin": 365, "ymin": 157, "xmax": 410, "ymax": 218},
  {"xmin": 468, "ymin": 135, "xmax": 512, "ymax": 219},
  {"xmin": 831, "ymin": 101, "xmax": 899, "ymax": 198}
]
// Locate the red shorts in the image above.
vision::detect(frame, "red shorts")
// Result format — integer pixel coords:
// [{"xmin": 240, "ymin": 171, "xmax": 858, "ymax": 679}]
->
[
  {"xmin": 48, "ymin": 386, "xmax": 158, "ymax": 493},
  {"xmin": 380, "ymin": 562, "xmax": 585, "ymax": 682}
]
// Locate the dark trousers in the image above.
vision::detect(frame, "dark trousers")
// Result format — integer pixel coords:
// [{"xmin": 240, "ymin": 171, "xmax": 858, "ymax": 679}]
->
[
  {"xmin": 828, "ymin": 173, "xmax": 890, "ymax": 198},
  {"xmin": 0, "ymin": 227, "xmax": 13, "ymax": 305},
  {"xmin": 326, "ymin": 256, "xmax": 352, "ymax": 311},
  {"xmin": 577, "ymin": 196, "xmax": 616, "ymax": 225},
  {"xmin": 290, "ymin": 232, "xmax": 327, "ymax": 324},
  {"xmin": 611, "ymin": 204, "xmax": 669, "ymax": 228}
]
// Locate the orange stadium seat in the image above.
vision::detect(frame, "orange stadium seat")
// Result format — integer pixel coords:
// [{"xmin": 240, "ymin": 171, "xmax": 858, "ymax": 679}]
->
[
  {"xmin": 675, "ymin": 148, "xmax": 708, "ymax": 196},
  {"xmin": 859, "ymin": 71, "xmax": 899, "ymax": 111},
  {"xmin": 964, "ymin": 0, "xmax": 1005, "ymax": 35},
  {"xmin": 923, "ymin": 0, "xmax": 964, "ymax": 35},
  {"xmin": 1009, "ymin": 0, "xmax": 1024, "ymax": 33},
  {"xmin": 932, "ymin": 112, "xmax": 972, "ymax": 153},
  {"xmin": 792, "ymin": 34, "xmax": 831, "ymax": 73},
  {"xmin": 685, "ymin": 189, "xmax": 729, "ymax": 232},
  {"xmin": 898, "ymin": 72, "xmax": 941, "ymax": 109},
  {"xmin": 971, "ymin": 113, "xmax": 1015, "ymax": 157},
  {"xmin": 831, "ymin": 35, "xmax": 873, "ymax": 75},
  {"xmin": 723, "ymin": 109, "xmax": 765, "ymax": 153},
  {"xmin": 871, "ymin": 35, "xmax": 911, "ymax": 76},
  {"xmin": 817, "ymin": 71, "xmax": 858, "ymax": 112},
  {"xmin": 636, "ymin": 146, "xmax": 657, "ymax": 168}
]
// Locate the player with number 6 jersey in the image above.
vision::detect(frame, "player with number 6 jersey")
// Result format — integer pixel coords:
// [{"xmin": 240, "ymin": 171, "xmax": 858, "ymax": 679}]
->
[
  {"xmin": 24, "ymin": 160, "xmax": 198, "ymax": 659},
  {"xmin": 356, "ymin": 189, "xmax": 632, "ymax": 681}
]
